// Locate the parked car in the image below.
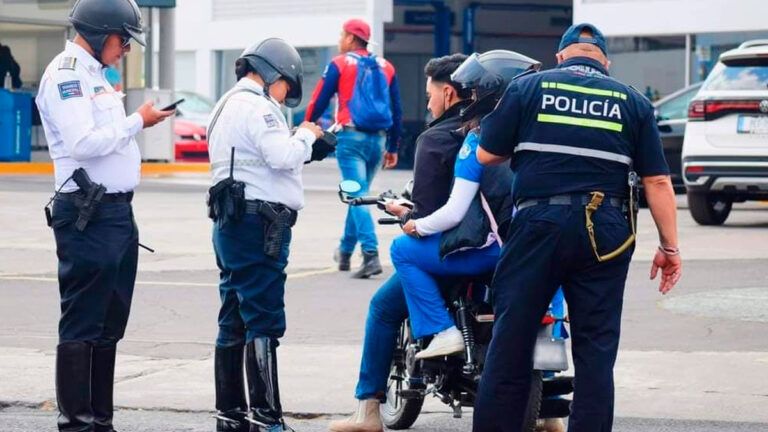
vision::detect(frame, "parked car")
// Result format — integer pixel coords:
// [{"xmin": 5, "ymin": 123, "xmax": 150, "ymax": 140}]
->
[
  {"xmin": 174, "ymin": 118, "xmax": 209, "ymax": 162},
  {"xmin": 173, "ymin": 90, "xmax": 215, "ymax": 162},
  {"xmin": 682, "ymin": 40, "xmax": 768, "ymax": 225},
  {"xmin": 653, "ymin": 82, "xmax": 703, "ymax": 193}
]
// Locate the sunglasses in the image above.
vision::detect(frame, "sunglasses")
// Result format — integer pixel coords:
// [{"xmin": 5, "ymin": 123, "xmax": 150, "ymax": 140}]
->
[{"xmin": 120, "ymin": 36, "xmax": 131, "ymax": 48}]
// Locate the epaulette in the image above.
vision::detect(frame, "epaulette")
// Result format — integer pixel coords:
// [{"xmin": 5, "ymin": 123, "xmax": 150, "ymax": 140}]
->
[{"xmin": 58, "ymin": 56, "xmax": 77, "ymax": 71}]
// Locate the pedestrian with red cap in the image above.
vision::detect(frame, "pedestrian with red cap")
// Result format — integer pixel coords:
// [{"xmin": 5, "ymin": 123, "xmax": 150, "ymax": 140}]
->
[{"xmin": 305, "ymin": 18, "xmax": 403, "ymax": 279}]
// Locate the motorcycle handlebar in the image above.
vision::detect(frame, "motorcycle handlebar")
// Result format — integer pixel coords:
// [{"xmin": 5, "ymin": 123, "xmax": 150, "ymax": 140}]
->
[
  {"xmin": 349, "ymin": 196, "xmax": 381, "ymax": 206},
  {"xmin": 378, "ymin": 217, "xmax": 402, "ymax": 225}
]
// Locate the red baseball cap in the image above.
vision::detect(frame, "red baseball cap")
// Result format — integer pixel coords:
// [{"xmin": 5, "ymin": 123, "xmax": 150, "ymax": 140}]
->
[{"xmin": 343, "ymin": 18, "xmax": 371, "ymax": 43}]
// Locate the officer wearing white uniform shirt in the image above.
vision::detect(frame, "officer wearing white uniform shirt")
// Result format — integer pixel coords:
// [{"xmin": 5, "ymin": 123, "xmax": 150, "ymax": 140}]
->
[
  {"xmin": 35, "ymin": 1, "xmax": 173, "ymax": 431},
  {"xmin": 207, "ymin": 39, "xmax": 329, "ymax": 432}
]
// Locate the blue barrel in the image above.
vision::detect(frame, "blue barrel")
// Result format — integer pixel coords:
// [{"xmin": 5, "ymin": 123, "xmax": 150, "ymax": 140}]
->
[{"xmin": 0, "ymin": 89, "xmax": 32, "ymax": 162}]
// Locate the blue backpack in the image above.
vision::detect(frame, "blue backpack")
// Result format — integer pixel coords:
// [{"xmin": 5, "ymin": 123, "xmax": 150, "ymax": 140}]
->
[{"xmin": 347, "ymin": 53, "xmax": 393, "ymax": 131}]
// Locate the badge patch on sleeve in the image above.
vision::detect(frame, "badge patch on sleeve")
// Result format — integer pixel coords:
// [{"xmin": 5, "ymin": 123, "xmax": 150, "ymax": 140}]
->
[
  {"xmin": 459, "ymin": 143, "xmax": 471, "ymax": 160},
  {"xmin": 263, "ymin": 113, "xmax": 279, "ymax": 128},
  {"xmin": 58, "ymin": 81, "xmax": 83, "ymax": 100}
]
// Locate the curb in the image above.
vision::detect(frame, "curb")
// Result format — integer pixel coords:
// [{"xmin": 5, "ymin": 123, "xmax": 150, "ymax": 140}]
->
[{"xmin": 0, "ymin": 162, "xmax": 210, "ymax": 176}]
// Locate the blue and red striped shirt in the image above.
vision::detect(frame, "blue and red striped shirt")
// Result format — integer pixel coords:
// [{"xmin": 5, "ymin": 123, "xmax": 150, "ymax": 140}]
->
[{"xmin": 305, "ymin": 49, "xmax": 403, "ymax": 152}]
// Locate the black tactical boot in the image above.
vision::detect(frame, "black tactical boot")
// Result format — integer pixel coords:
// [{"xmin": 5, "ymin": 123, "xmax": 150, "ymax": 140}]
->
[
  {"xmin": 351, "ymin": 251, "xmax": 382, "ymax": 279},
  {"xmin": 92, "ymin": 345, "xmax": 117, "ymax": 432},
  {"xmin": 245, "ymin": 338, "xmax": 291, "ymax": 432},
  {"xmin": 334, "ymin": 248, "xmax": 352, "ymax": 271},
  {"xmin": 214, "ymin": 345, "xmax": 250, "ymax": 432},
  {"xmin": 56, "ymin": 341, "xmax": 94, "ymax": 432}
]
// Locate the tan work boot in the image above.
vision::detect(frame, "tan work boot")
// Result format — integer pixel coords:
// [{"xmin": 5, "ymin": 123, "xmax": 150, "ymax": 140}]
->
[
  {"xmin": 328, "ymin": 399, "xmax": 383, "ymax": 432},
  {"xmin": 535, "ymin": 418, "xmax": 566, "ymax": 432}
]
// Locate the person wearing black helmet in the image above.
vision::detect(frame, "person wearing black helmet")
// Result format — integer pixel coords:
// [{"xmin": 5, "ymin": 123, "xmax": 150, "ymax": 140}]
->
[
  {"xmin": 35, "ymin": 1, "xmax": 173, "ymax": 431},
  {"xmin": 389, "ymin": 50, "xmax": 541, "ymax": 359},
  {"xmin": 206, "ymin": 38, "xmax": 325, "ymax": 432}
]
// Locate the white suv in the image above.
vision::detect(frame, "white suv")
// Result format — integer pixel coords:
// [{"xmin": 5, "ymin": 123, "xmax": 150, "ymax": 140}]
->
[{"xmin": 682, "ymin": 40, "xmax": 768, "ymax": 225}]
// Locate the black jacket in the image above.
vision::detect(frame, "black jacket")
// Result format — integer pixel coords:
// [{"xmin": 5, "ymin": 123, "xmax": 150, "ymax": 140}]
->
[
  {"xmin": 410, "ymin": 100, "xmax": 472, "ymax": 219},
  {"xmin": 0, "ymin": 45, "xmax": 22, "ymax": 89}
]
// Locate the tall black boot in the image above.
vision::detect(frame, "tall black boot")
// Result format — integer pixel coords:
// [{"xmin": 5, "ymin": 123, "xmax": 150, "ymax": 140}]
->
[
  {"xmin": 91, "ymin": 345, "xmax": 116, "ymax": 432},
  {"xmin": 56, "ymin": 341, "xmax": 94, "ymax": 432},
  {"xmin": 245, "ymin": 338, "xmax": 289, "ymax": 432},
  {"xmin": 214, "ymin": 345, "xmax": 250, "ymax": 432}
]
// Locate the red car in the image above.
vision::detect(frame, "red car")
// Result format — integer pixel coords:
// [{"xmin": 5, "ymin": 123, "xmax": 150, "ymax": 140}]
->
[
  {"xmin": 174, "ymin": 118, "xmax": 208, "ymax": 162},
  {"xmin": 173, "ymin": 90, "xmax": 214, "ymax": 162}
]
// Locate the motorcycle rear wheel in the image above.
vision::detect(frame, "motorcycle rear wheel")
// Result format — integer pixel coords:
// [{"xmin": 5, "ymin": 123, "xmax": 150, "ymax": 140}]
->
[
  {"xmin": 382, "ymin": 321, "xmax": 425, "ymax": 430},
  {"xmin": 523, "ymin": 370, "xmax": 544, "ymax": 432}
]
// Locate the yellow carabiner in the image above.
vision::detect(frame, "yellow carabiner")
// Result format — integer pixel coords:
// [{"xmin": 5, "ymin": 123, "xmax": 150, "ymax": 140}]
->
[{"xmin": 585, "ymin": 190, "xmax": 637, "ymax": 262}]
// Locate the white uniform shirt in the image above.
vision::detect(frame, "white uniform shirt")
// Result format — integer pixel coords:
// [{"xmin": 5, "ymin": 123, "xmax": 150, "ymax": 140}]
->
[
  {"xmin": 37, "ymin": 41, "xmax": 143, "ymax": 193},
  {"xmin": 208, "ymin": 78, "xmax": 315, "ymax": 211}
]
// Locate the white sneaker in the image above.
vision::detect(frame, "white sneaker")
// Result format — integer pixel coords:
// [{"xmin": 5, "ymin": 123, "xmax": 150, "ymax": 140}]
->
[{"xmin": 415, "ymin": 326, "xmax": 465, "ymax": 359}]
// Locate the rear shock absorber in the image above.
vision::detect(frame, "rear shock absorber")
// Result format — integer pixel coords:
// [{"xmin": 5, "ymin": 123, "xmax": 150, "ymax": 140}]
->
[{"xmin": 455, "ymin": 298, "xmax": 476, "ymax": 374}]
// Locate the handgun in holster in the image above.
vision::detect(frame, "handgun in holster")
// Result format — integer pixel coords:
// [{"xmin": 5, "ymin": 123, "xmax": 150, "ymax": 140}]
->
[
  {"xmin": 258, "ymin": 203, "xmax": 296, "ymax": 259},
  {"xmin": 71, "ymin": 168, "xmax": 106, "ymax": 232}
]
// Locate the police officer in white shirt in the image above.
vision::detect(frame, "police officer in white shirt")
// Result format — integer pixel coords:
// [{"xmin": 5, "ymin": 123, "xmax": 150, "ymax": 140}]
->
[
  {"xmin": 35, "ymin": 1, "xmax": 173, "ymax": 431},
  {"xmin": 207, "ymin": 39, "xmax": 329, "ymax": 432}
]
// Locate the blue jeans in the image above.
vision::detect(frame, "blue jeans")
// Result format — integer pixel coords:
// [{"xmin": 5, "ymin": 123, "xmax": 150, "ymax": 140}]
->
[
  {"xmin": 354, "ymin": 274, "xmax": 408, "ymax": 400},
  {"xmin": 390, "ymin": 234, "xmax": 501, "ymax": 339},
  {"xmin": 336, "ymin": 129, "xmax": 385, "ymax": 254}
]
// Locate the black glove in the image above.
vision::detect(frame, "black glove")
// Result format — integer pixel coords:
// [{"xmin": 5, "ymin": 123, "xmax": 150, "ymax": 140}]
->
[{"xmin": 307, "ymin": 132, "xmax": 337, "ymax": 163}]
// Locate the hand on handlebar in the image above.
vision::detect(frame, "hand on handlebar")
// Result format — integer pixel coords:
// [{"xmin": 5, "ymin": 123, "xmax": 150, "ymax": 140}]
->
[{"xmin": 385, "ymin": 200, "xmax": 411, "ymax": 218}]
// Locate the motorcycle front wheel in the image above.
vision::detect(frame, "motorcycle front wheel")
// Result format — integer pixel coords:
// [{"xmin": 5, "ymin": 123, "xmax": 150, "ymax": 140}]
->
[{"xmin": 381, "ymin": 320, "xmax": 425, "ymax": 430}]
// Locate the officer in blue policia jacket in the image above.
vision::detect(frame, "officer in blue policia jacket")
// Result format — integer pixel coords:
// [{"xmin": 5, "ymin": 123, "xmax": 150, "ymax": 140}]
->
[
  {"xmin": 206, "ymin": 39, "xmax": 330, "ymax": 432},
  {"xmin": 35, "ymin": 1, "xmax": 174, "ymax": 431},
  {"xmin": 472, "ymin": 24, "xmax": 683, "ymax": 432}
]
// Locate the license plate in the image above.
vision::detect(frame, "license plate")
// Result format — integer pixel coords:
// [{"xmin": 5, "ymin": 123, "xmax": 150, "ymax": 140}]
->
[{"xmin": 737, "ymin": 115, "xmax": 768, "ymax": 134}]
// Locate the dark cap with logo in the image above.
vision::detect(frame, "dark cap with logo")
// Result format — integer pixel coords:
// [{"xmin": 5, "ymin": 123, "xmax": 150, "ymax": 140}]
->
[{"xmin": 558, "ymin": 23, "xmax": 607, "ymax": 55}]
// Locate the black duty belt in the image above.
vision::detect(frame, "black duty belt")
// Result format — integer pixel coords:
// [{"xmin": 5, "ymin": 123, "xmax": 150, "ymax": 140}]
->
[
  {"xmin": 57, "ymin": 191, "xmax": 134, "ymax": 204},
  {"xmin": 517, "ymin": 194, "xmax": 626, "ymax": 212},
  {"xmin": 245, "ymin": 199, "xmax": 298, "ymax": 227},
  {"xmin": 342, "ymin": 125, "xmax": 387, "ymax": 136}
]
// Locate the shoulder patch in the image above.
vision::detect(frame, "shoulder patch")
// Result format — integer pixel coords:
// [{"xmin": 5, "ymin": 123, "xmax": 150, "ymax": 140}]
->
[
  {"xmin": 58, "ymin": 81, "xmax": 83, "ymax": 100},
  {"xmin": 263, "ymin": 113, "xmax": 279, "ymax": 128},
  {"xmin": 58, "ymin": 57, "xmax": 77, "ymax": 71},
  {"xmin": 459, "ymin": 143, "xmax": 472, "ymax": 160}
]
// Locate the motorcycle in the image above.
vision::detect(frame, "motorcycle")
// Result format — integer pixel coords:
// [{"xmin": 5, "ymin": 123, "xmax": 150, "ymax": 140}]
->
[{"xmin": 338, "ymin": 180, "xmax": 574, "ymax": 431}]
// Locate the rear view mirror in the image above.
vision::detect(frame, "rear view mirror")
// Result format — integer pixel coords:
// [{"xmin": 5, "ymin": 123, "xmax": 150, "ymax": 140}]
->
[
  {"xmin": 338, "ymin": 180, "xmax": 362, "ymax": 203},
  {"xmin": 339, "ymin": 180, "xmax": 362, "ymax": 194}
]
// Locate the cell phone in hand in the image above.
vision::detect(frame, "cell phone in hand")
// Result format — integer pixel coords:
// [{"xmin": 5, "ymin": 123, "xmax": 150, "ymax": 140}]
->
[{"xmin": 160, "ymin": 98, "xmax": 185, "ymax": 111}]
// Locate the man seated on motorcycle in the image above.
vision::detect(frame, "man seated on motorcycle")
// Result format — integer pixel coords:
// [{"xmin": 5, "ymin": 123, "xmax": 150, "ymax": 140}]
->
[
  {"xmin": 388, "ymin": 51, "xmax": 542, "ymax": 359},
  {"xmin": 329, "ymin": 53, "xmax": 473, "ymax": 432}
]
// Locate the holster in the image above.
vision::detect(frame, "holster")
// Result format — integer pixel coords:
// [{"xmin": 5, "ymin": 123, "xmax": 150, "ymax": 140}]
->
[
  {"xmin": 71, "ymin": 168, "xmax": 106, "ymax": 232},
  {"xmin": 255, "ymin": 202, "xmax": 297, "ymax": 259}
]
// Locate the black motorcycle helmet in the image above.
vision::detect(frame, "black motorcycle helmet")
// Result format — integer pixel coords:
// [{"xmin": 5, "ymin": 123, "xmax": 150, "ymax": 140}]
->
[
  {"xmin": 69, "ymin": 0, "xmax": 145, "ymax": 61},
  {"xmin": 235, "ymin": 38, "xmax": 304, "ymax": 108},
  {"xmin": 451, "ymin": 50, "xmax": 541, "ymax": 120}
]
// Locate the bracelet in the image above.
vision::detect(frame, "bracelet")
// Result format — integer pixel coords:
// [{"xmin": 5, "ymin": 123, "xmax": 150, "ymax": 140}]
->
[{"xmin": 658, "ymin": 245, "xmax": 680, "ymax": 256}]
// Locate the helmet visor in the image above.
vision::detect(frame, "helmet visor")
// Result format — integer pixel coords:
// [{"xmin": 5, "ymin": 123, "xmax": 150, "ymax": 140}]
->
[
  {"xmin": 450, "ymin": 53, "xmax": 486, "ymax": 90},
  {"xmin": 284, "ymin": 75, "xmax": 303, "ymax": 108},
  {"xmin": 123, "ymin": 23, "xmax": 145, "ymax": 47}
]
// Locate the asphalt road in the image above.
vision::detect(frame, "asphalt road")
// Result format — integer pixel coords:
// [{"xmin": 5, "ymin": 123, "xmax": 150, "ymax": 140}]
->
[{"xmin": 1, "ymin": 162, "xmax": 767, "ymax": 431}]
